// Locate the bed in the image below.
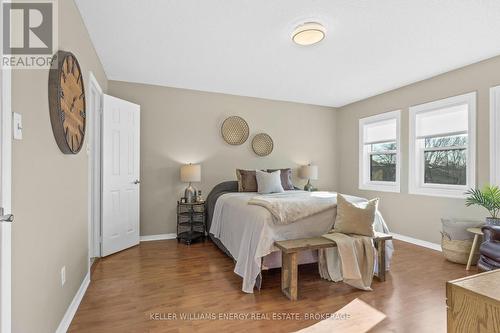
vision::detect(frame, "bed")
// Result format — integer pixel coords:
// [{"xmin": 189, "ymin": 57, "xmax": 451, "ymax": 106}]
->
[{"xmin": 206, "ymin": 181, "xmax": 394, "ymax": 293}]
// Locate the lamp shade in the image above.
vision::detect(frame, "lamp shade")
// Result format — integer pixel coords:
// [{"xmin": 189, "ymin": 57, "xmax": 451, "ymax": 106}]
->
[
  {"xmin": 299, "ymin": 165, "xmax": 318, "ymax": 180},
  {"xmin": 180, "ymin": 164, "xmax": 201, "ymax": 182}
]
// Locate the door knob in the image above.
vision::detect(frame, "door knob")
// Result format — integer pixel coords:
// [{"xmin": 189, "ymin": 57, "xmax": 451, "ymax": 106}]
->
[
  {"xmin": 0, "ymin": 214, "xmax": 14, "ymax": 222},
  {"xmin": 133, "ymin": 180, "xmax": 141, "ymax": 184},
  {"xmin": 0, "ymin": 208, "xmax": 13, "ymax": 222}
]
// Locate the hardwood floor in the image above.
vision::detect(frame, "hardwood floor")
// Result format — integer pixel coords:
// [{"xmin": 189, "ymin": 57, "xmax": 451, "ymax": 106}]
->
[{"xmin": 69, "ymin": 239, "xmax": 476, "ymax": 333}]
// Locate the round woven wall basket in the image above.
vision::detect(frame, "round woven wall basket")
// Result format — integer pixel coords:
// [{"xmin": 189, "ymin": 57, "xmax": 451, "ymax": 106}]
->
[
  {"xmin": 252, "ymin": 133, "xmax": 274, "ymax": 157},
  {"xmin": 221, "ymin": 116, "xmax": 249, "ymax": 145}
]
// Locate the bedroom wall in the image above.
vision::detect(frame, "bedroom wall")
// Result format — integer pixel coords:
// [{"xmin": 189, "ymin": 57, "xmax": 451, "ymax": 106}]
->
[
  {"xmin": 11, "ymin": 1, "xmax": 108, "ymax": 332},
  {"xmin": 337, "ymin": 55, "xmax": 500, "ymax": 244},
  {"xmin": 108, "ymin": 81, "xmax": 338, "ymax": 236}
]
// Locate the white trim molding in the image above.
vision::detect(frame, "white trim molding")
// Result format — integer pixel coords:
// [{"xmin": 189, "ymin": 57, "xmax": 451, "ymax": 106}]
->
[
  {"xmin": 87, "ymin": 71, "xmax": 103, "ymax": 264},
  {"xmin": 0, "ymin": 6, "xmax": 13, "ymax": 330},
  {"xmin": 408, "ymin": 92, "xmax": 476, "ymax": 198},
  {"xmin": 140, "ymin": 233, "xmax": 177, "ymax": 242},
  {"xmin": 391, "ymin": 233, "xmax": 441, "ymax": 252},
  {"xmin": 55, "ymin": 272, "xmax": 90, "ymax": 333},
  {"xmin": 490, "ymin": 85, "xmax": 500, "ymax": 186},
  {"xmin": 358, "ymin": 110, "xmax": 401, "ymax": 193}
]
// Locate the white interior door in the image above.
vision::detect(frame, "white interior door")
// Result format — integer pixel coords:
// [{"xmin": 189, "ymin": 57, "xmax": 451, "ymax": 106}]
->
[
  {"xmin": 0, "ymin": 2, "xmax": 13, "ymax": 330},
  {"xmin": 102, "ymin": 94, "xmax": 140, "ymax": 256}
]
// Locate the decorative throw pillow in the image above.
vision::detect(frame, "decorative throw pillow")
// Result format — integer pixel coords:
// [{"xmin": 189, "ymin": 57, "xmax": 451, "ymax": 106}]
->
[
  {"xmin": 256, "ymin": 170, "xmax": 285, "ymax": 194},
  {"xmin": 267, "ymin": 168, "xmax": 294, "ymax": 190},
  {"xmin": 333, "ymin": 194, "xmax": 378, "ymax": 237},
  {"xmin": 236, "ymin": 169, "xmax": 258, "ymax": 192}
]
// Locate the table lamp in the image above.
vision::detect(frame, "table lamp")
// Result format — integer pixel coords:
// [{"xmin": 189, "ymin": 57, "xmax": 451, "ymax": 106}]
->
[
  {"xmin": 299, "ymin": 164, "xmax": 318, "ymax": 191},
  {"xmin": 180, "ymin": 163, "xmax": 201, "ymax": 203}
]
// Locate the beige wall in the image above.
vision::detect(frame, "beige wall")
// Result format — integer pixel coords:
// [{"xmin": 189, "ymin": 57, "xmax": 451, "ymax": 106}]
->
[
  {"xmin": 337, "ymin": 55, "xmax": 500, "ymax": 244},
  {"xmin": 11, "ymin": 1, "xmax": 108, "ymax": 332},
  {"xmin": 108, "ymin": 81, "xmax": 338, "ymax": 236}
]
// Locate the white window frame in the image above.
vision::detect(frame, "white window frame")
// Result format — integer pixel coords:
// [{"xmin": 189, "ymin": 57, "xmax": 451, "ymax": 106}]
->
[
  {"xmin": 490, "ymin": 85, "xmax": 500, "ymax": 186},
  {"xmin": 358, "ymin": 110, "xmax": 401, "ymax": 193},
  {"xmin": 409, "ymin": 92, "xmax": 476, "ymax": 198}
]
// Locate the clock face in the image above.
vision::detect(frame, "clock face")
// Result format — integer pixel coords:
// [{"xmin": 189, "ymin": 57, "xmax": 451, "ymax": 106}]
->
[{"xmin": 48, "ymin": 51, "xmax": 86, "ymax": 154}]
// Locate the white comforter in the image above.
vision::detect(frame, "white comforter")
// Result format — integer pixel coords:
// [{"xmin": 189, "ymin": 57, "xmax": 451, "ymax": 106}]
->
[{"xmin": 210, "ymin": 191, "xmax": 393, "ymax": 293}]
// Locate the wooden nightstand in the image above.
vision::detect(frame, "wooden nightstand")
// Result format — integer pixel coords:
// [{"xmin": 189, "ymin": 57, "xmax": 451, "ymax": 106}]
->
[{"xmin": 177, "ymin": 201, "xmax": 206, "ymax": 245}]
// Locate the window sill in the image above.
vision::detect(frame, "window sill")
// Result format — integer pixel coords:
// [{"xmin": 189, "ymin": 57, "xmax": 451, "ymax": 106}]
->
[
  {"xmin": 408, "ymin": 187, "xmax": 468, "ymax": 199},
  {"xmin": 359, "ymin": 182, "xmax": 400, "ymax": 193}
]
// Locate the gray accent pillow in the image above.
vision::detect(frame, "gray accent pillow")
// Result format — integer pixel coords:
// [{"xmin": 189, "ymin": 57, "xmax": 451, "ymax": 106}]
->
[
  {"xmin": 441, "ymin": 218, "xmax": 484, "ymax": 240},
  {"xmin": 267, "ymin": 168, "xmax": 294, "ymax": 190},
  {"xmin": 256, "ymin": 170, "xmax": 285, "ymax": 194},
  {"xmin": 333, "ymin": 194, "xmax": 378, "ymax": 237}
]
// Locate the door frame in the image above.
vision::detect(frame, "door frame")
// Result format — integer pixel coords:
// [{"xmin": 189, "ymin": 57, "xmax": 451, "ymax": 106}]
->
[
  {"xmin": 490, "ymin": 85, "xmax": 500, "ymax": 186},
  {"xmin": 87, "ymin": 72, "xmax": 103, "ymax": 270},
  {"xmin": 0, "ymin": 1, "xmax": 13, "ymax": 331}
]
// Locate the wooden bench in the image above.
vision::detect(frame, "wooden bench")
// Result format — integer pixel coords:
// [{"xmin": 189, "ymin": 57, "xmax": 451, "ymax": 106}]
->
[{"xmin": 274, "ymin": 232, "xmax": 392, "ymax": 300}]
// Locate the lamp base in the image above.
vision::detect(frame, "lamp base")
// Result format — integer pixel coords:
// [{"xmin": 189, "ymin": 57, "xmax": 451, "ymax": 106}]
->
[
  {"xmin": 184, "ymin": 183, "xmax": 197, "ymax": 203},
  {"xmin": 304, "ymin": 179, "xmax": 314, "ymax": 192}
]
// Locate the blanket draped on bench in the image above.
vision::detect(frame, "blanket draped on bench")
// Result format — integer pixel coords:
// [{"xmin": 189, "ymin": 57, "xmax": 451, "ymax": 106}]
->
[{"xmin": 318, "ymin": 232, "xmax": 375, "ymax": 290}]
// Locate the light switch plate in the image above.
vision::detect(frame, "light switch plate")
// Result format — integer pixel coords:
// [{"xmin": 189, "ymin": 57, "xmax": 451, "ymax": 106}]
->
[
  {"xmin": 61, "ymin": 266, "xmax": 66, "ymax": 286},
  {"xmin": 13, "ymin": 112, "xmax": 22, "ymax": 140}
]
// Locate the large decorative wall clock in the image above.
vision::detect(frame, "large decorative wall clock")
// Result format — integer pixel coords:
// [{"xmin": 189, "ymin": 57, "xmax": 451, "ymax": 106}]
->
[{"xmin": 48, "ymin": 50, "xmax": 86, "ymax": 154}]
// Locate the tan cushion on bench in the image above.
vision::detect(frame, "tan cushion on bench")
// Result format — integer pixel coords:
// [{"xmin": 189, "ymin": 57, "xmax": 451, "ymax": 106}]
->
[{"xmin": 333, "ymin": 194, "xmax": 378, "ymax": 237}]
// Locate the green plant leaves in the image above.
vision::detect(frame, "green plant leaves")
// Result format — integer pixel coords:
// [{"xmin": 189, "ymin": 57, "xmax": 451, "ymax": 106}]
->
[{"xmin": 465, "ymin": 185, "xmax": 500, "ymax": 218}]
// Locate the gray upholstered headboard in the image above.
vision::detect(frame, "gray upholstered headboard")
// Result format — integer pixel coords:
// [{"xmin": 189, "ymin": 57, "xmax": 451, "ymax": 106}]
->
[{"xmin": 205, "ymin": 181, "xmax": 239, "ymax": 233}]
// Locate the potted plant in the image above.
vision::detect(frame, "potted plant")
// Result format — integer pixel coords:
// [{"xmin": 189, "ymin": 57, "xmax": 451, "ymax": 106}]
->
[{"xmin": 465, "ymin": 185, "xmax": 500, "ymax": 226}]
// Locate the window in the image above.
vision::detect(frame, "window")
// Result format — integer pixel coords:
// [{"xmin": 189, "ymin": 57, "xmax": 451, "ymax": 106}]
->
[
  {"xmin": 491, "ymin": 85, "xmax": 500, "ymax": 186},
  {"xmin": 409, "ymin": 92, "xmax": 476, "ymax": 198},
  {"xmin": 359, "ymin": 111, "xmax": 401, "ymax": 192}
]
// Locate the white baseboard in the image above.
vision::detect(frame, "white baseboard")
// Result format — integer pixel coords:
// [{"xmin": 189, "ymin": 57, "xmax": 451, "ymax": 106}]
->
[
  {"xmin": 391, "ymin": 232, "xmax": 441, "ymax": 252},
  {"xmin": 140, "ymin": 233, "xmax": 177, "ymax": 242},
  {"xmin": 55, "ymin": 272, "xmax": 90, "ymax": 333}
]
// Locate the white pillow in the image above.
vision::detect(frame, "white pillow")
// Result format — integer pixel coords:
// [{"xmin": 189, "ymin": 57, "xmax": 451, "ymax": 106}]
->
[{"xmin": 256, "ymin": 170, "xmax": 284, "ymax": 194}]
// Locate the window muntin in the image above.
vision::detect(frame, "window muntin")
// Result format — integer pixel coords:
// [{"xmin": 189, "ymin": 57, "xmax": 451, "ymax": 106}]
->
[
  {"xmin": 409, "ymin": 92, "xmax": 476, "ymax": 198},
  {"xmin": 359, "ymin": 111, "xmax": 400, "ymax": 192}
]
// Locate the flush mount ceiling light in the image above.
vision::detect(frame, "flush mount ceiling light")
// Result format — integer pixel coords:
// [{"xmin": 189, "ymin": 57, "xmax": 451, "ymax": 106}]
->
[{"xmin": 292, "ymin": 22, "xmax": 326, "ymax": 46}]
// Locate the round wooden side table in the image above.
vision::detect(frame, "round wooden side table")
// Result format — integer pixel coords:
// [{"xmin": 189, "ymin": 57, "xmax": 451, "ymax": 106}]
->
[{"xmin": 466, "ymin": 227, "xmax": 484, "ymax": 270}]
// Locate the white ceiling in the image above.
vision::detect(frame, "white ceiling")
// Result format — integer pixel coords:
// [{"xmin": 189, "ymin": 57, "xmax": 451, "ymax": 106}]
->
[{"xmin": 75, "ymin": 0, "xmax": 500, "ymax": 107}]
